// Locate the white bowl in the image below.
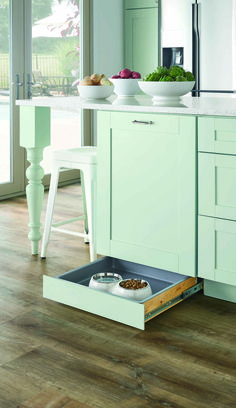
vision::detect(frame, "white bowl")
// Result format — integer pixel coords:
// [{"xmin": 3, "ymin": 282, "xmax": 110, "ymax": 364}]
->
[
  {"xmin": 89, "ymin": 272, "xmax": 122, "ymax": 293},
  {"xmin": 109, "ymin": 78, "xmax": 141, "ymax": 97},
  {"xmin": 111, "ymin": 279, "xmax": 152, "ymax": 301},
  {"xmin": 138, "ymin": 81, "xmax": 195, "ymax": 100},
  {"xmin": 77, "ymin": 84, "xmax": 114, "ymax": 99}
]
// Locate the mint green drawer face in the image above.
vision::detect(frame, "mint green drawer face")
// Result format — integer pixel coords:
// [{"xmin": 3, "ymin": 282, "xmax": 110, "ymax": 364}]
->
[
  {"xmin": 198, "ymin": 216, "xmax": 236, "ymax": 286},
  {"xmin": 110, "ymin": 112, "xmax": 180, "ymax": 134},
  {"xmin": 198, "ymin": 117, "xmax": 236, "ymax": 154},
  {"xmin": 199, "ymin": 153, "xmax": 236, "ymax": 221},
  {"xmin": 124, "ymin": 0, "xmax": 158, "ymax": 9}
]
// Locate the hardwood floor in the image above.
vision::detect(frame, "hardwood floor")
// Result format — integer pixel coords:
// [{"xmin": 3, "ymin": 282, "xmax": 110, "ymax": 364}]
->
[{"xmin": 0, "ymin": 184, "xmax": 235, "ymax": 408}]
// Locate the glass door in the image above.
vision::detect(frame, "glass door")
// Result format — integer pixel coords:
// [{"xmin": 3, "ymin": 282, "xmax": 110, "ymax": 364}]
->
[
  {"xmin": 31, "ymin": 0, "xmax": 91, "ymax": 185},
  {"xmin": 0, "ymin": 0, "xmax": 25, "ymax": 197},
  {"xmin": 0, "ymin": 0, "xmax": 92, "ymax": 198}
]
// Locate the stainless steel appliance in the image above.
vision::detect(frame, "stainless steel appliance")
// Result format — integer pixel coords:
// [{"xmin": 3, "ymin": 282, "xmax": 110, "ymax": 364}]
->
[{"xmin": 160, "ymin": 0, "xmax": 236, "ymax": 95}]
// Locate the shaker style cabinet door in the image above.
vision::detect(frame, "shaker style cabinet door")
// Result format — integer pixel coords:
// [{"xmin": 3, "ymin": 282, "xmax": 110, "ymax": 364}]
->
[
  {"xmin": 199, "ymin": 153, "xmax": 236, "ymax": 221},
  {"xmin": 198, "ymin": 117, "xmax": 236, "ymax": 155},
  {"xmin": 124, "ymin": 7, "xmax": 158, "ymax": 77},
  {"xmin": 198, "ymin": 216, "xmax": 236, "ymax": 286},
  {"xmin": 97, "ymin": 112, "xmax": 197, "ymax": 277}
]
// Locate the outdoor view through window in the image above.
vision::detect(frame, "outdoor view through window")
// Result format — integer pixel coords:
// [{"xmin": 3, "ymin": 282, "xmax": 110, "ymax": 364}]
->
[
  {"xmin": 0, "ymin": 0, "xmax": 81, "ymax": 187},
  {"xmin": 0, "ymin": 1, "xmax": 10, "ymax": 184},
  {"xmin": 32, "ymin": 0, "xmax": 81, "ymax": 174}
]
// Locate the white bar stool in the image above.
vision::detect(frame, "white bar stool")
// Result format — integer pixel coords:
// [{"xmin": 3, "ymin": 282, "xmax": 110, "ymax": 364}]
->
[{"xmin": 41, "ymin": 147, "xmax": 97, "ymax": 262}]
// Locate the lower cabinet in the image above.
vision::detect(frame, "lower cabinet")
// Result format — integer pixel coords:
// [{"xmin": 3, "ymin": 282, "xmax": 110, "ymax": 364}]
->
[
  {"xmin": 198, "ymin": 216, "xmax": 236, "ymax": 287},
  {"xmin": 199, "ymin": 152, "xmax": 236, "ymax": 221},
  {"xmin": 97, "ymin": 111, "xmax": 197, "ymax": 277},
  {"xmin": 198, "ymin": 116, "xmax": 236, "ymax": 300}
]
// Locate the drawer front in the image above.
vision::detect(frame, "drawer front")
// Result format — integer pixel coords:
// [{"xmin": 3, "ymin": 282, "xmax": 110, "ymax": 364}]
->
[
  {"xmin": 43, "ymin": 257, "xmax": 198, "ymax": 330},
  {"xmin": 110, "ymin": 112, "xmax": 180, "ymax": 134},
  {"xmin": 198, "ymin": 216, "xmax": 236, "ymax": 286},
  {"xmin": 125, "ymin": 0, "xmax": 158, "ymax": 9},
  {"xmin": 199, "ymin": 153, "xmax": 236, "ymax": 221},
  {"xmin": 198, "ymin": 117, "xmax": 236, "ymax": 154}
]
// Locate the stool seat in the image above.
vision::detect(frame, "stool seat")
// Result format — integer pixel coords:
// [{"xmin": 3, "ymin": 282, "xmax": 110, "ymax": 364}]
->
[
  {"xmin": 53, "ymin": 147, "xmax": 97, "ymax": 164},
  {"xmin": 41, "ymin": 146, "xmax": 97, "ymax": 262}
]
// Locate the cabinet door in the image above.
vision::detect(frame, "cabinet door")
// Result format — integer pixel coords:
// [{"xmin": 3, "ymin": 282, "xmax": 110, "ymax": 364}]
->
[
  {"xmin": 198, "ymin": 216, "xmax": 236, "ymax": 286},
  {"xmin": 124, "ymin": 8, "xmax": 158, "ymax": 77},
  {"xmin": 198, "ymin": 117, "xmax": 236, "ymax": 155},
  {"xmin": 97, "ymin": 112, "xmax": 196, "ymax": 276},
  {"xmin": 199, "ymin": 153, "xmax": 236, "ymax": 221}
]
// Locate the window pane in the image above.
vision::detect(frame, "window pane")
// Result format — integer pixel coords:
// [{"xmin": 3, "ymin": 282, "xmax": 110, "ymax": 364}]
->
[
  {"xmin": 32, "ymin": 0, "xmax": 81, "ymax": 174},
  {"xmin": 0, "ymin": 3, "xmax": 11, "ymax": 184}
]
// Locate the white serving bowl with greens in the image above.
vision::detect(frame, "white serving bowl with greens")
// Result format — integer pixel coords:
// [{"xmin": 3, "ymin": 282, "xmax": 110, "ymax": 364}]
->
[
  {"xmin": 139, "ymin": 65, "xmax": 195, "ymax": 101},
  {"xmin": 138, "ymin": 80, "xmax": 195, "ymax": 101}
]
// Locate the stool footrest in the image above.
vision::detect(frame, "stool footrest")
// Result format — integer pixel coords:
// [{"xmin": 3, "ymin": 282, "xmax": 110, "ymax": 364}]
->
[
  {"xmin": 52, "ymin": 216, "xmax": 85, "ymax": 228},
  {"xmin": 51, "ymin": 226, "xmax": 89, "ymax": 239}
]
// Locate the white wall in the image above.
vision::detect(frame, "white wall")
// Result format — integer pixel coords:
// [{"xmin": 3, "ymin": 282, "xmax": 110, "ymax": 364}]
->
[{"xmin": 93, "ymin": 0, "xmax": 124, "ymax": 77}]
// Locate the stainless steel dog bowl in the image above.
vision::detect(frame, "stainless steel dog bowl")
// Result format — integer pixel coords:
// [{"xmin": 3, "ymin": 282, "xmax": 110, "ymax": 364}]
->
[{"xmin": 89, "ymin": 272, "xmax": 123, "ymax": 293}]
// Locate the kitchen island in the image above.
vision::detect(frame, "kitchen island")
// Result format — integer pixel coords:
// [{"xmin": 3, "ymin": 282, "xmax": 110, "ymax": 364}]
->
[{"xmin": 17, "ymin": 94, "xmax": 236, "ymax": 314}]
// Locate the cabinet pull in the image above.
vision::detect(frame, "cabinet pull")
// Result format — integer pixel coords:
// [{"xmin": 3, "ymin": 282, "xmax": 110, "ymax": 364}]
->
[{"xmin": 132, "ymin": 120, "xmax": 154, "ymax": 125}]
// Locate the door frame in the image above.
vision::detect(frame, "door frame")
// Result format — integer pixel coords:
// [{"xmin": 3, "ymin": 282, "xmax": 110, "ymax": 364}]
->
[
  {"xmin": 0, "ymin": 0, "xmax": 27, "ymax": 199},
  {"xmin": 0, "ymin": 0, "xmax": 93, "ymax": 198}
]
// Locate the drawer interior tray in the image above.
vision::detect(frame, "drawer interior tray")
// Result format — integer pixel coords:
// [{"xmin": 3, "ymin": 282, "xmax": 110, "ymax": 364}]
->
[{"xmin": 43, "ymin": 257, "xmax": 200, "ymax": 329}]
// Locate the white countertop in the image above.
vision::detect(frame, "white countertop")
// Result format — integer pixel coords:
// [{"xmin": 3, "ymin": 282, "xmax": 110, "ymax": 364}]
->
[{"xmin": 16, "ymin": 94, "xmax": 236, "ymax": 117}]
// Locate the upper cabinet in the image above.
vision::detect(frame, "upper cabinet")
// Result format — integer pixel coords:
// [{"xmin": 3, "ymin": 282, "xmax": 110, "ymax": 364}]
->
[{"xmin": 124, "ymin": 0, "xmax": 159, "ymax": 77}]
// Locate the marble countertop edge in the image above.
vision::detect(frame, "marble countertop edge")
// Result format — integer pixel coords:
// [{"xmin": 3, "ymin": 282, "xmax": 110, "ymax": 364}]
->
[{"xmin": 16, "ymin": 94, "xmax": 236, "ymax": 117}]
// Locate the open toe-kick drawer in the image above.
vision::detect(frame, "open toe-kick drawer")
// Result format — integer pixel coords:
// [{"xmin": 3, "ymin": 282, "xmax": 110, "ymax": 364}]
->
[{"xmin": 43, "ymin": 257, "xmax": 202, "ymax": 330}]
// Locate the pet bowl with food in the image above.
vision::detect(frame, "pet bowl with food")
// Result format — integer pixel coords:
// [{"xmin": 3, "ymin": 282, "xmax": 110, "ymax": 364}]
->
[{"xmin": 112, "ymin": 278, "xmax": 152, "ymax": 301}]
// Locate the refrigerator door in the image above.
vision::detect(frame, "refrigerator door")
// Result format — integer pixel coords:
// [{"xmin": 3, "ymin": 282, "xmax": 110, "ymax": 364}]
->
[
  {"xmin": 199, "ymin": 0, "xmax": 236, "ymax": 91},
  {"xmin": 161, "ymin": 0, "xmax": 193, "ymax": 71}
]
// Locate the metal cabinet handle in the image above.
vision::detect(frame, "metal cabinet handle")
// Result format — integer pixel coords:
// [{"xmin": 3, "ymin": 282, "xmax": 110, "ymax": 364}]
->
[{"xmin": 132, "ymin": 120, "xmax": 154, "ymax": 125}]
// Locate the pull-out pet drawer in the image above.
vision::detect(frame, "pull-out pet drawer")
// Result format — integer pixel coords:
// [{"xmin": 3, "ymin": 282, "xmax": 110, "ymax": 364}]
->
[{"xmin": 43, "ymin": 257, "xmax": 201, "ymax": 330}]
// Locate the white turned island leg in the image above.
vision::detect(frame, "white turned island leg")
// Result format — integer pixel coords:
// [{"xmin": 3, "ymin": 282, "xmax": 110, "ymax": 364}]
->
[
  {"xmin": 26, "ymin": 147, "xmax": 45, "ymax": 254},
  {"xmin": 19, "ymin": 106, "xmax": 50, "ymax": 255}
]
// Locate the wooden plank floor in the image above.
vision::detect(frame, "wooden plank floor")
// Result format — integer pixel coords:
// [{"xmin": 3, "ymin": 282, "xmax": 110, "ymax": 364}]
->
[{"xmin": 0, "ymin": 184, "xmax": 235, "ymax": 408}]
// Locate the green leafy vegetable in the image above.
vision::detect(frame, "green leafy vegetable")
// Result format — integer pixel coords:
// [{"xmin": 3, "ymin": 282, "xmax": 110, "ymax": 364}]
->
[
  {"xmin": 143, "ymin": 65, "xmax": 195, "ymax": 82},
  {"xmin": 169, "ymin": 65, "xmax": 185, "ymax": 79},
  {"xmin": 159, "ymin": 75, "xmax": 174, "ymax": 82}
]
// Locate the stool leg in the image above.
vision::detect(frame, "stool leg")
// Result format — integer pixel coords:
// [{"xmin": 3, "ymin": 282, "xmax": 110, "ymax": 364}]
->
[
  {"xmin": 83, "ymin": 165, "xmax": 97, "ymax": 262},
  {"xmin": 81, "ymin": 171, "xmax": 89, "ymax": 243},
  {"xmin": 41, "ymin": 163, "xmax": 60, "ymax": 258}
]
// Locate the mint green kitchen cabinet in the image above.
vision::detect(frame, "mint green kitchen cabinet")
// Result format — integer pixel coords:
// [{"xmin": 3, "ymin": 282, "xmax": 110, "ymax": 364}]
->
[
  {"xmin": 198, "ymin": 116, "xmax": 236, "ymax": 297},
  {"xmin": 124, "ymin": 2, "xmax": 158, "ymax": 77},
  {"xmin": 199, "ymin": 153, "xmax": 236, "ymax": 221},
  {"xmin": 198, "ymin": 117, "xmax": 236, "ymax": 155},
  {"xmin": 97, "ymin": 111, "xmax": 197, "ymax": 277},
  {"xmin": 198, "ymin": 216, "xmax": 236, "ymax": 287}
]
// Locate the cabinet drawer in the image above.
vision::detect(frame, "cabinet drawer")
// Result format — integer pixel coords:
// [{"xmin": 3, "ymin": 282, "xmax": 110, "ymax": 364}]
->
[
  {"xmin": 198, "ymin": 216, "xmax": 236, "ymax": 286},
  {"xmin": 199, "ymin": 153, "xmax": 236, "ymax": 221},
  {"xmin": 110, "ymin": 112, "xmax": 180, "ymax": 134},
  {"xmin": 198, "ymin": 117, "xmax": 236, "ymax": 154},
  {"xmin": 124, "ymin": 0, "xmax": 158, "ymax": 9},
  {"xmin": 43, "ymin": 257, "xmax": 199, "ymax": 330}
]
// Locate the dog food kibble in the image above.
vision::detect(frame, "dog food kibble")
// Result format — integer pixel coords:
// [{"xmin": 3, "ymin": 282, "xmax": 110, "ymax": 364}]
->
[{"xmin": 119, "ymin": 279, "xmax": 147, "ymax": 290}]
